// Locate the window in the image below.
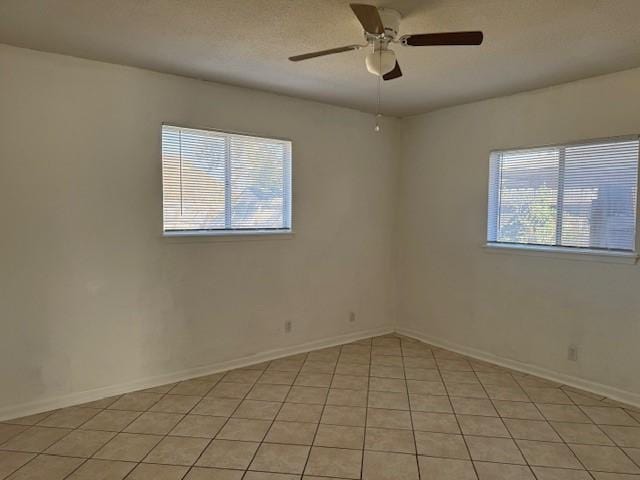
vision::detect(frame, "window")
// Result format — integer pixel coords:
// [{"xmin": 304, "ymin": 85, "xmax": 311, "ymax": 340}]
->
[
  {"xmin": 162, "ymin": 125, "xmax": 292, "ymax": 235},
  {"xmin": 487, "ymin": 137, "xmax": 639, "ymax": 254}
]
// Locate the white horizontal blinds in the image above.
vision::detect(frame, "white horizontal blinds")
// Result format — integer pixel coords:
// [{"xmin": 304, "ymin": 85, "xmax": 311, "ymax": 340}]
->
[
  {"xmin": 229, "ymin": 134, "xmax": 290, "ymax": 230},
  {"xmin": 487, "ymin": 137, "xmax": 639, "ymax": 252},
  {"xmin": 561, "ymin": 140, "xmax": 638, "ymax": 250},
  {"xmin": 162, "ymin": 125, "xmax": 291, "ymax": 233},
  {"xmin": 491, "ymin": 147, "xmax": 560, "ymax": 246}
]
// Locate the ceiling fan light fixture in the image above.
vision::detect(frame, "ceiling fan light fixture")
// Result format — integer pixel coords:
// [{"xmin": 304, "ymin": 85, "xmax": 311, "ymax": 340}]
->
[{"xmin": 365, "ymin": 49, "xmax": 396, "ymax": 76}]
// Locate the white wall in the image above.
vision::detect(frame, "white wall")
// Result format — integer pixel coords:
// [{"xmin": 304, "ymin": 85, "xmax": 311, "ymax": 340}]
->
[
  {"xmin": 398, "ymin": 67, "xmax": 640, "ymax": 403},
  {"xmin": 0, "ymin": 45, "xmax": 398, "ymax": 416}
]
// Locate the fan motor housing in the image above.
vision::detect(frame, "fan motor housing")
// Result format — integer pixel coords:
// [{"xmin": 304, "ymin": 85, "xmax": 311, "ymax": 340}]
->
[{"xmin": 378, "ymin": 8, "xmax": 402, "ymax": 39}]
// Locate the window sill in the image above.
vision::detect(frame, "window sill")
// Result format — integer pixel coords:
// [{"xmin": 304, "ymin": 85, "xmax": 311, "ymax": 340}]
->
[
  {"xmin": 484, "ymin": 243, "xmax": 639, "ymax": 265},
  {"xmin": 162, "ymin": 230, "xmax": 294, "ymax": 243}
]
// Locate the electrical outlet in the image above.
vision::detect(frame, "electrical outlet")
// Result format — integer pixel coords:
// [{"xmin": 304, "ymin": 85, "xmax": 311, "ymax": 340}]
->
[
  {"xmin": 349, "ymin": 312, "xmax": 356, "ymax": 323},
  {"xmin": 284, "ymin": 321, "xmax": 292, "ymax": 333},
  {"xmin": 568, "ymin": 345, "xmax": 578, "ymax": 362}
]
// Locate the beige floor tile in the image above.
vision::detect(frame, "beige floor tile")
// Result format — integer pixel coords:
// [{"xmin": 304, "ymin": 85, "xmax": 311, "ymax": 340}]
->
[
  {"xmin": 531, "ymin": 466, "xmax": 592, "ymax": 479},
  {"xmin": 3, "ymin": 412, "xmax": 55, "ymax": 427},
  {"xmin": 334, "ymin": 363, "xmax": 369, "ymax": 376},
  {"xmin": 624, "ymin": 447, "xmax": 640, "ymax": 464},
  {"xmin": 365, "ymin": 427, "xmax": 414, "ymax": 453},
  {"xmin": 66, "ymin": 459, "xmax": 135, "ymax": 480},
  {"xmin": 403, "ymin": 357, "xmax": 437, "ymax": 369},
  {"xmin": 314, "ymin": 424, "xmax": 364, "ymax": 449},
  {"xmin": 217, "ymin": 418, "xmax": 271, "ymax": 442},
  {"xmin": 126, "ymin": 463, "xmax": 188, "ymax": 480},
  {"xmin": 476, "ymin": 372, "xmax": 518, "ymax": 386},
  {"xmin": 1, "ymin": 426, "xmax": 71, "ymax": 452},
  {"xmin": 537, "ymin": 404, "xmax": 592, "ymax": 423},
  {"xmin": 368, "ymin": 391, "xmax": 409, "ymax": 410},
  {"xmin": 551, "ymin": 422, "xmax": 614, "ymax": 445},
  {"xmin": 412, "ymin": 411, "xmax": 460, "ymax": 433},
  {"xmin": 517, "ymin": 440, "xmax": 582, "ymax": 469},
  {"xmin": 192, "ymin": 398, "xmax": 241, "ymax": 417},
  {"xmin": 326, "ymin": 389, "xmax": 367, "ymax": 407},
  {"xmin": 409, "ymin": 394, "xmax": 453, "ymax": 413},
  {"xmin": 295, "ymin": 374, "xmax": 332, "ymax": 388},
  {"xmin": 362, "ymin": 450, "xmax": 418, "ymax": 480},
  {"xmin": 246, "ymin": 384, "xmax": 290, "ymax": 402},
  {"xmin": 141, "ymin": 383, "xmax": 177, "ymax": 395},
  {"xmin": 143, "ymin": 435, "xmax": 208, "ymax": 466},
  {"xmin": 0, "ymin": 425, "xmax": 27, "ymax": 445},
  {"xmin": 441, "ymin": 371, "xmax": 480, "ymax": 385},
  {"xmin": 45, "ymin": 429, "xmax": 115, "ymax": 457},
  {"xmin": 223, "ymin": 370, "xmax": 262, "ymax": 384},
  {"xmin": 582, "ymin": 407, "xmax": 640, "ymax": 426},
  {"xmin": 601, "ymin": 426, "xmax": 640, "ymax": 448},
  {"xmin": 301, "ymin": 361, "xmax": 336, "ymax": 374},
  {"xmin": 0, "ymin": 451, "xmax": 35, "ymax": 479},
  {"xmin": 458, "ymin": 414, "xmax": 510, "ymax": 437},
  {"xmin": 284, "ymin": 386, "xmax": 326, "ymax": 404},
  {"xmin": 493, "ymin": 401, "xmax": 544, "ymax": 420},
  {"xmin": 466, "ymin": 436, "xmax": 526, "ymax": 464},
  {"xmin": 37, "ymin": 407, "xmax": 100, "ymax": 428},
  {"xmin": 331, "ymin": 375, "xmax": 369, "ymax": 390},
  {"xmin": 208, "ymin": 383, "xmax": 252, "ymax": 399},
  {"xmin": 124, "ymin": 412, "xmax": 183, "ymax": 435},
  {"xmin": 590, "ymin": 473, "xmax": 640, "ymax": 480},
  {"xmin": 366, "ymin": 408, "xmax": 412, "ymax": 429},
  {"xmin": 170, "ymin": 414, "xmax": 226, "ymax": 438},
  {"xmin": 438, "ymin": 360, "xmax": 473, "ymax": 372},
  {"xmin": 524, "ymin": 387, "xmax": 572, "ymax": 404},
  {"xmin": 451, "ymin": 398, "xmax": 498, "ymax": 417},
  {"xmin": 78, "ymin": 410, "xmax": 140, "ymax": 432},
  {"xmin": 196, "ymin": 440, "xmax": 259, "ymax": 469},
  {"xmin": 415, "ymin": 431, "xmax": 468, "ymax": 459},
  {"xmin": 5, "ymin": 454, "xmax": 82, "ymax": 480},
  {"xmin": 108, "ymin": 393, "xmax": 162, "ymax": 411},
  {"xmin": 150, "ymin": 394, "xmax": 201, "ymax": 414},
  {"xmin": 321, "ymin": 405, "xmax": 366, "ymax": 427},
  {"xmin": 474, "ymin": 461, "xmax": 536, "ymax": 479},
  {"xmin": 264, "ymin": 421, "xmax": 317, "ymax": 445},
  {"xmin": 483, "ymin": 385, "xmax": 528, "ymax": 401},
  {"xmin": 407, "ymin": 380, "xmax": 446, "ymax": 395},
  {"xmin": 369, "ymin": 377, "xmax": 406, "ymax": 393},
  {"xmin": 504, "ymin": 419, "xmax": 561, "ymax": 442},
  {"xmin": 258, "ymin": 371, "xmax": 298, "ymax": 385},
  {"xmin": 170, "ymin": 380, "xmax": 217, "ymax": 396},
  {"xmin": 305, "ymin": 446, "xmax": 362, "ymax": 479},
  {"xmin": 370, "ymin": 366, "xmax": 404, "ymax": 379},
  {"xmin": 184, "ymin": 467, "xmax": 244, "ymax": 479},
  {"xmin": 233, "ymin": 400, "xmax": 281, "ymax": 421},
  {"xmin": 404, "ymin": 368, "xmax": 441, "ymax": 381},
  {"xmin": 418, "ymin": 456, "xmax": 477, "ymax": 480},
  {"xmin": 93, "ymin": 433, "xmax": 162, "ymax": 462},
  {"xmin": 569, "ymin": 444, "xmax": 640, "ymax": 474},
  {"xmin": 244, "ymin": 473, "xmax": 299, "ymax": 480},
  {"xmin": 276, "ymin": 403, "xmax": 323, "ymax": 423},
  {"xmin": 249, "ymin": 443, "xmax": 310, "ymax": 474}
]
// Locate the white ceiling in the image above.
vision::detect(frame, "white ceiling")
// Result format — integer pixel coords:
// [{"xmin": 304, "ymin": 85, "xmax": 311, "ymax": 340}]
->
[{"xmin": 2, "ymin": 0, "xmax": 640, "ymax": 116}]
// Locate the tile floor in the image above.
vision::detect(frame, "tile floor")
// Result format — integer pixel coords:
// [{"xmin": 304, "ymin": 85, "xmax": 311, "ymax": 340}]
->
[{"xmin": 1, "ymin": 334, "xmax": 640, "ymax": 479}]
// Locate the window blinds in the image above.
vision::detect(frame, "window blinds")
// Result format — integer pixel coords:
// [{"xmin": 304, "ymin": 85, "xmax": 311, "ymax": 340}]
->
[
  {"xmin": 162, "ymin": 125, "xmax": 292, "ymax": 234},
  {"xmin": 487, "ymin": 138, "xmax": 639, "ymax": 252}
]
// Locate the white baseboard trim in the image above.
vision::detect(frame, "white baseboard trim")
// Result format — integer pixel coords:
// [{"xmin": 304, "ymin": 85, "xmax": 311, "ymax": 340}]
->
[
  {"xmin": 397, "ymin": 327, "xmax": 640, "ymax": 409},
  {"xmin": 0, "ymin": 326, "xmax": 393, "ymax": 422}
]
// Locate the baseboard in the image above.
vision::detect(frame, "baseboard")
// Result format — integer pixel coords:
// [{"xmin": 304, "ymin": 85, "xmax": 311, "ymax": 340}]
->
[
  {"xmin": 397, "ymin": 327, "xmax": 640, "ymax": 409},
  {"xmin": 0, "ymin": 326, "xmax": 393, "ymax": 422}
]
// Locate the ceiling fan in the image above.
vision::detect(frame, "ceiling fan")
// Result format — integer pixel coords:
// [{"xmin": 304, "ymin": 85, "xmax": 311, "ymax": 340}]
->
[{"xmin": 288, "ymin": 3, "xmax": 484, "ymax": 80}]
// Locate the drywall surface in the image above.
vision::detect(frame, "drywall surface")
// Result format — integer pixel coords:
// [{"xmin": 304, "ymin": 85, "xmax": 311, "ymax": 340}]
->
[
  {"xmin": 0, "ymin": 44, "xmax": 398, "ymax": 413},
  {"xmin": 398, "ymin": 67, "xmax": 640, "ymax": 402}
]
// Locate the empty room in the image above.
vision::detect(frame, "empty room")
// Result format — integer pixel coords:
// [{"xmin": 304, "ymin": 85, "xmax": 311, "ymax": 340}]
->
[{"xmin": 1, "ymin": 1, "xmax": 640, "ymax": 479}]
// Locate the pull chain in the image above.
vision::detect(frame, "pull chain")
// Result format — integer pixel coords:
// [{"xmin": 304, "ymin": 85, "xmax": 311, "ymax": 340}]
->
[{"xmin": 375, "ymin": 47, "xmax": 382, "ymax": 132}]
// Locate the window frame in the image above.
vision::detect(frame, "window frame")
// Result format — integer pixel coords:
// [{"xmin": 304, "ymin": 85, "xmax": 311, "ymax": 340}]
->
[
  {"xmin": 485, "ymin": 134, "xmax": 640, "ymax": 262},
  {"xmin": 161, "ymin": 122, "xmax": 293, "ymax": 238}
]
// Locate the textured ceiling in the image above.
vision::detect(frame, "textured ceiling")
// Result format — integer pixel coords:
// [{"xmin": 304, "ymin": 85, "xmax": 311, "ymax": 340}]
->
[{"xmin": 2, "ymin": 0, "xmax": 640, "ymax": 116}]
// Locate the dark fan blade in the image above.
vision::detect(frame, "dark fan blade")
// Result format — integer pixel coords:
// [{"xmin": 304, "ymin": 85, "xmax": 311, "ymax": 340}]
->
[
  {"xmin": 401, "ymin": 31, "xmax": 484, "ymax": 46},
  {"xmin": 350, "ymin": 3, "xmax": 385, "ymax": 35},
  {"xmin": 383, "ymin": 61, "xmax": 402, "ymax": 81},
  {"xmin": 289, "ymin": 45, "xmax": 361, "ymax": 62}
]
